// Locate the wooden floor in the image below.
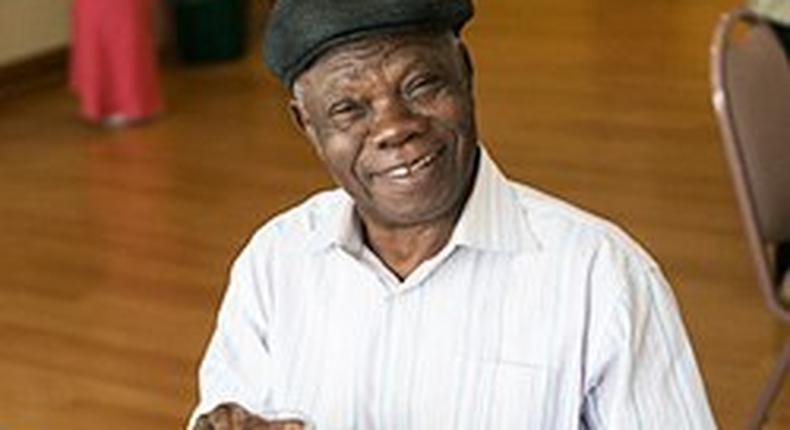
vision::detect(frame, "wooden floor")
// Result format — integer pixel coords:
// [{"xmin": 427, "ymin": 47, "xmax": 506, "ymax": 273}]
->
[{"xmin": 1, "ymin": 0, "xmax": 787, "ymax": 428}]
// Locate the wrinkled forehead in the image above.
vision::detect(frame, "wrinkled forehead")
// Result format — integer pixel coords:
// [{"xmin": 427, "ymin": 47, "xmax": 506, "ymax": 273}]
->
[{"xmin": 295, "ymin": 30, "xmax": 459, "ymax": 92}]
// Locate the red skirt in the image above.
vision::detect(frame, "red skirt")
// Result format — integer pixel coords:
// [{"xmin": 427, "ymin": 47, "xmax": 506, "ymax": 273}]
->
[{"xmin": 69, "ymin": 0, "xmax": 163, "ymax": 122}]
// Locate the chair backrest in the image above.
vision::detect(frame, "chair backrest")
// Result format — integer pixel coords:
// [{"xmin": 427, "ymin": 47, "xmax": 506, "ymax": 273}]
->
[{"xmin": 711, "ymin": 8, "xmax": 790, "ymax": 322}]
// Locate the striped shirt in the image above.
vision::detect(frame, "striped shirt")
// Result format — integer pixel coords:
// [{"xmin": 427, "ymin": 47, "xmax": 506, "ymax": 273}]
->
[{"xmin": 190, "ymin": 148, "xmax": 717, "ymax": 429}]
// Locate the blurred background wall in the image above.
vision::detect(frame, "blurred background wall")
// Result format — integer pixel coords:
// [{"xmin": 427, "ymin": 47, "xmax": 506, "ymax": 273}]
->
[{"xmin": 0, "ymin": 0, "xmax": 69, "ymax": 66}]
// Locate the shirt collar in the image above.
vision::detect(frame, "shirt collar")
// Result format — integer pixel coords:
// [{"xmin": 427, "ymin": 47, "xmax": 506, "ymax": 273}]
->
[
  {"xmin": 307, "ymin": 189, "xmax": 365, "ymax": 255},
  {"xmin": 308, "ymin": 144, "xmax": 541, "ymax": 255},
  {"xmin": 447, "ymin": 146, "xmax": 541, "ymax": 253}
]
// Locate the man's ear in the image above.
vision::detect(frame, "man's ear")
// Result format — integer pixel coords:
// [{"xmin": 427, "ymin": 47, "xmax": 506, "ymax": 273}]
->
[
  {"xmin": 288, "ymin": 98, "xmax": 320, "ymax": 147},
  {"xmin": 458, "ymin": 42, "xmax": 475, "ymax": 89},
  {"xmin": 288, "ymin": 98, "xmax": 309, "ymax": 135}
]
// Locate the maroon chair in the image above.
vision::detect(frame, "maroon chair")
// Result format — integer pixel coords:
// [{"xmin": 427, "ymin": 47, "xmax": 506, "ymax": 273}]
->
[{"xmin": 710, "ymin": 7, "xmax": 790, "ymax": 430}]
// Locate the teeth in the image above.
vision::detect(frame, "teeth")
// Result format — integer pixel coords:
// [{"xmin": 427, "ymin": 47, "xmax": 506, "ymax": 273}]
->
[
  {"xmin": 386, "ymin": 166, "xmax": 411, "ymax": 178},
  {"xmin": 411, "ymin": 153, "xmax": 435, "ymax": 172},
  {"xmin": 382, "ymin": 152, "xmax": 437, "ymax": 179}
]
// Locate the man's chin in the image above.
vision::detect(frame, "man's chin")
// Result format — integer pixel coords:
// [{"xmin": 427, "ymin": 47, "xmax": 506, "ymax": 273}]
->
[{"xmin": 362, "ymin": 200, "xmax": 457, "ymax": 229}]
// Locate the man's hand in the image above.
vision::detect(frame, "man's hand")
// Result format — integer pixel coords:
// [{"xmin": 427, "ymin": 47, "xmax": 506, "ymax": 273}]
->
[{"xmin": 193, "ymin": 403, "xmax": 306, "ymax": 430}]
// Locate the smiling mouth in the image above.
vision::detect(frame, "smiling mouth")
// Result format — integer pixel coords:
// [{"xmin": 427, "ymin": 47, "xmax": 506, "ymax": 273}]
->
[{"xmin": 378, "ymin": 148, "xmax": 445, "ymax": 180}]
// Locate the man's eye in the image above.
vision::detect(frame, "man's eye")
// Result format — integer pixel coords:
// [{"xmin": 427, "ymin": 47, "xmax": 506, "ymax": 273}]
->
[
  {"xmin": 328, "ymin": 101, "xmax": 364, "ymax": 121},
  {"xmin": 405, "ymin": 75, "xmax": 442, "ymax": 98}
]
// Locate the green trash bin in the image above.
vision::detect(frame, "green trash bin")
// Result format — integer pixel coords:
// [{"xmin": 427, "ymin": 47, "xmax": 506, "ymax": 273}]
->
[{"xmin": 172, "ymin": 0, "xmax": 247, "ymax": 63}]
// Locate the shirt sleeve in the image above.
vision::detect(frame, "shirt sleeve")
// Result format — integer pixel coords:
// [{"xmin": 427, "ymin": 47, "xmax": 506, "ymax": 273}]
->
[
  {"xmin": 186, "ymin": 240, "xmax": 276, "ymax": 429},
  {"xmin": 581, "ymin": 235, "xmax": 718, "ymax": 429}
]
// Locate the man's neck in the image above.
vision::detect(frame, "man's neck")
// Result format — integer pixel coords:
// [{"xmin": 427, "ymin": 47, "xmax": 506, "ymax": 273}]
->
[
  {"xmin": 361, "ymin": 213, "xmax": 458, "ymax": 282},
  {"xmin": 356, "ymin": 147, "xmax": 480, "ymax": 282}
]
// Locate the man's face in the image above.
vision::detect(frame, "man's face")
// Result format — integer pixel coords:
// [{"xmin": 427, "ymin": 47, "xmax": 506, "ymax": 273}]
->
[{"xmin": 292, "ymin": 31, "xmax": 479, "ymax": 228}]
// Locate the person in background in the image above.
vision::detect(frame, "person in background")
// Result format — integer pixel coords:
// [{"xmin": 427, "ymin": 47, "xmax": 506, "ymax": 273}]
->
[
  {"xmin": 69, "ymin": 0, "xmax": 163, "ymax": 127},
  {"xmin": 749, "ymin": 0, "xmax": 790, "ymax": 55},
  {"xmin": 188, "ymin": 0, "xmax": 717, "ymax": 428}
]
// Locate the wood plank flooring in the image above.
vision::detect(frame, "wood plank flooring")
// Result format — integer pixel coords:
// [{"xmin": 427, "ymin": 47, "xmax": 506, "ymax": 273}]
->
[{"xmin": 0, "ymin": 0, "xmax": 787, "ymax": 428}]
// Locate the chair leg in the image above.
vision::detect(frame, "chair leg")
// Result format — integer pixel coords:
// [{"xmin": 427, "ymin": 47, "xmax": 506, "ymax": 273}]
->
[{"xmin": 747, "ymin": 340, "xmax": 790, "ymax": 430}]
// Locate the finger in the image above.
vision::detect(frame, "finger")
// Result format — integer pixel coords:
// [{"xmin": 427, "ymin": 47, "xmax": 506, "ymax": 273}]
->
[
  {"xmin": 246, "ymin": 418, "xmax": 305, "ymax": 430},
  {"xmin": 229, "ymin": 404, "xmax": 249, "ymax": 429},
  {"xmin": 208, "ymin": 403, "xmax": 234, "ymax": 430},
  {"xmin": 211, "ymin": 402, "xmax": 253, "ymax": 430},
  {"xmin": 193, "ymin": 414, "xmax": 213, "ymax": 430},
  {"xmin": 280, "ymin": 420, "xmax": 306, "ymax": 430},
  {"xmin": 242, "ymin": 413, "xmax": 271, "ymax": 430}
]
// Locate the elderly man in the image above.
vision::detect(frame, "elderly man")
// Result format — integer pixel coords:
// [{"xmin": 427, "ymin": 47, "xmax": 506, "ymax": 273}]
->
[{"xmin": 189, "ymin": 0, "xmax": 716, "ymax": 428}]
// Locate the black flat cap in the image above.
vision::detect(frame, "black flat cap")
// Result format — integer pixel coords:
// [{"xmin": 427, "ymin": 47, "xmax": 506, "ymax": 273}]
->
[{"xmin": 263, "ymin": 0, "xmax": 474, "ymax": 88}]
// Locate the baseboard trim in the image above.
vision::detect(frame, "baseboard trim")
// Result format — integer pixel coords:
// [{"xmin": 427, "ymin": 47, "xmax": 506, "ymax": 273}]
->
[{"xmin": 0, "ymin": 47, "xmax": 68, "ymax": 100}]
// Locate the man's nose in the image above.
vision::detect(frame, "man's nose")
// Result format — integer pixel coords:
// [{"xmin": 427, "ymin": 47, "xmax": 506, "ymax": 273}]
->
[{"xmin": 369, "ymin": 98, "xmax": 429, "ymax": 150}]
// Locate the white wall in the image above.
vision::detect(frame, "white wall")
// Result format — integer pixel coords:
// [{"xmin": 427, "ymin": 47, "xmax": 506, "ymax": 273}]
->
[{"xmin": 0, "ymin": 0, "xmax": 70, "ymax": 66}]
